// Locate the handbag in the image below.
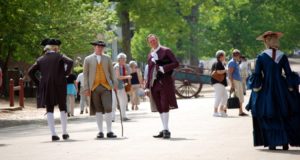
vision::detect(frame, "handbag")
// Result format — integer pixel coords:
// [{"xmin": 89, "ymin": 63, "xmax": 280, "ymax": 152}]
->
[
  {"xmin": 124, "ymin": 83, "xmax": 131, "ymax": 92},
  {"xmin": 227, "ymin": 91, "xmax": 240, "ymax": 109},
  {"xmin": 211, "ymin": 70, "xmax": 225, "ymax": 82}
]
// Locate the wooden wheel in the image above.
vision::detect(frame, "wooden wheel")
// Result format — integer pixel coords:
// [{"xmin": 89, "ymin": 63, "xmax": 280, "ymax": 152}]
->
[
  {"xmin": 175, "ymin": 80, "xmax": 202, "ymax": 98},
  {"xmin": 174, "ymin": 67, "xmax": 203, "ymax": 98}
]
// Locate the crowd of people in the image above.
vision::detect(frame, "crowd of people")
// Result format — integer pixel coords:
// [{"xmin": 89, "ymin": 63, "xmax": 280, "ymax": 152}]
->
[
  {"xmin": 211, "ymin": 49, "xmax": 250, "ymax": 117},
  {"xmin": 27, "ymin": 34, "xmax": 178, "ymax": 141},
  {"xmin": 210, "ymin": 31, "xmax": 300, "ymax": 150},
  {"xmin": 24, "ymin": 31, "xmax": 300, "ymax": 150}
]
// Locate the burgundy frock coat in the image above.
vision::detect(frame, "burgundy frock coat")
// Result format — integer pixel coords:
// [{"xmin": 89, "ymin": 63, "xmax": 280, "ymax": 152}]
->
[{"xmin": 146, "ymin": 46, "xmax": 179, "ymax": 113}]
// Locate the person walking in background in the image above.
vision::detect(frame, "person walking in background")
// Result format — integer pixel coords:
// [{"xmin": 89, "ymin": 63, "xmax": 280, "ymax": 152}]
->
[
  {"xmin": 0, "ymin": 66, "xmax": 3, "ymax": 97},
  {"xmin": 0, "ymin": 66, "xmax": 2, "ymax": 88},
  {"xmin": 145, "ymin": 34, "xmax": 179, "ymax": 139},
  {"xmin": 28, "ymin": 38, "xmax": 73, "ymax": 141},
  {"xmin": 114, "ymin": 53, "xmax": 131, "ymax": 121},
  {"xmin": 228, "ymin": 49, "xmax": 248, "ymax": 116},
  {"xmin": 83, "ymin": 40, "xmax": 118, "ymax": 138},
  {"xmin": 247, "ymin": 31, "xmax": 300, "ymax": 150},
  {"xmin": 211, "ymin": 50, "xmax": 228, "ymax": 117},
  {"xmin": 76, "ymin": 71, "xmax": 89, "ymax": 114},
  {"xmin": 129, "ymin": 61, "xmax": 143, "ymax": 110},
  {"xmin": 66, "ymin": 73, "xmax": 77, "ymax": 117},
  {"xmin": 111, "ymin": 62, "xmax": 118, "ymax": 122},
  {"xmin": 239, "ymin": 56, "xmax": 250, "ymax": 95},
  {"xmin": 143, "ymin": 64, "xmax": 149, "ymax": 85},
  {"xmin": 198, "ymin": 60, "xmax": 204, "ymax": 74},
  {"xmin": 111, "ymin": 89, "xmax": 118, "ymax": 122}
]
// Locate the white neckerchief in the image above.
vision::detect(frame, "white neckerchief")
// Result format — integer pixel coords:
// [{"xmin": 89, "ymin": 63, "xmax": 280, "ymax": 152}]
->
[
  {"xmin": 150, "ymin": 45, "xmax": 161, "ymax": 63},
  {"xmin": 263, "ymin": 49, "xmax": 284, "ymax": 63},
  {"xmin": 94, "ymin": 53, "xmax": 101, "ymax": 64}
]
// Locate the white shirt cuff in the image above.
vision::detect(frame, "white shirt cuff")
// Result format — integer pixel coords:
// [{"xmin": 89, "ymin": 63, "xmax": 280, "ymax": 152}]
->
[{"xmin": 159, "ymin": 66, "xmax": 164, "ymax": 73}]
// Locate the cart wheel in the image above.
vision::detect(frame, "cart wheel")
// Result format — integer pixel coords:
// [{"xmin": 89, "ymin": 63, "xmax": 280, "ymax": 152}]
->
[
  {"xmin": 173, "ymin": 66, "xmax": 204, "ymax": 98},
  {"xmin": 175, "ymin": 80, "xmax": 202, "ymax": 98}
]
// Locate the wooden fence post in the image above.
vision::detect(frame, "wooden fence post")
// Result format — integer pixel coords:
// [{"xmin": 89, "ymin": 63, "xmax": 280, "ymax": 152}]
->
[
  {"xmin": 9, "ymin": 79, "xmax": 14, "ymax": 107},
  {"xmin": 19, "ymin": 78, "xmax": 24, "ymax": 107}
]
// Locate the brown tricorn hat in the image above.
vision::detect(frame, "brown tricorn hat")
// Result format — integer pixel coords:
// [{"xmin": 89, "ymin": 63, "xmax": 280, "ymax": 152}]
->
[{"xmin": 256, "ymin": 31, "xmax": 283, "ymax": 41}]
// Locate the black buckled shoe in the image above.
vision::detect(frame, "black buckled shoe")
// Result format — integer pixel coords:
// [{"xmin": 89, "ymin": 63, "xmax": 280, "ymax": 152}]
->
[
  {"xmin": 97, "ymin": 132, "xmax": 104, "ymax": 139},
  {"xmin": 283, "ymin": 144, "xmax": 289, "ymax": 150},
  {"xmin": 163, "ymin": 130, "xmax": 171, "ymax": 139},
  {"xmin": 107, "ymin": 132, "xmax": 117, "ymax": 138},
  {"xmin": 62, "ymin": 134, "xmax": 69, "ymax": 140},
  {"xmin": 268, "ymin": 146, "xmax": 276, "ymax": 150},
  {"xmin": 52, "ymin": 135, "xmax": 60, "ymax": 141},
  {"xmin": 153, "ymin": 131, "xmax": 164, "ymax": 138}
]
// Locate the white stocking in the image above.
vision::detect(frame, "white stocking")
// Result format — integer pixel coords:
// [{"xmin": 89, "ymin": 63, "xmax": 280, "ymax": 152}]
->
[
  {"xmin": 105, "ymin": 112, "xmax": 112, "ymax": 133},
  {"xmin": 162, "ymin": 112, "xmax": 169, "ymax": 131},
  {"xmin": 47, "ymin": 113, "xmax": 57, "ymax": 136},
  {"xmin": 96, "ymin": 112, "xmax": 103, "ymax": 132},
  {"xmin": 60, "ymin": 111, "xmax": 68, "ymax": 135},
  {"xmin": 159, "ymin": 113, "xmax": 164, "ymax": 130}
]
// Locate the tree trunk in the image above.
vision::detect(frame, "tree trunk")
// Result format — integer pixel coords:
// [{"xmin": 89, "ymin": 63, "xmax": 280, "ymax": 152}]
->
[
  {"xmin": 185, "ymin": 3, "xmax": 201, "ymax": 66},
  {"xmin": 1, "ymin": 46, "xmax": 14, "ymax": 96},
  {"xmin": 187, "ymin": 3, "xmax": 200, "ymax": 66},
  {"xmin": 119, "ymin": 7, "xmax": 132, "ymax": 61}
]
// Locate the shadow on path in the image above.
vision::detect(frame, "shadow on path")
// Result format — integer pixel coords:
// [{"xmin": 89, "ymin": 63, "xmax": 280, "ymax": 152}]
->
[
  {"xmin": 0, "ymin": 144, "xmax": 10, "ymax": 147},
  {"xmin": 41, "ymin": 139, "xmax": 87, "ymax": 143},
  {"xmin": 258, "ymin": 149, "xmax": 300, "ymax": 155}
]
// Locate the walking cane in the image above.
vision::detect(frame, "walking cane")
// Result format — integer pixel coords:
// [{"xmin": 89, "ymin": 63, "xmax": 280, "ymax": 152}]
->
[{"xmin": 114, "ymin": 89, "xmax": 124, "ymax": 137}]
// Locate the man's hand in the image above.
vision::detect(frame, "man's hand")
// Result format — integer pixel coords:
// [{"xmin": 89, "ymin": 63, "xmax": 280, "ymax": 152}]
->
[{"xmin": 85, "ymin": 90, "xmax": 91, "ymax": 96}]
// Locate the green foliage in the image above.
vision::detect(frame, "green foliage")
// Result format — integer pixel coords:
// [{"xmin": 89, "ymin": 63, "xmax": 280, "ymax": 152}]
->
[
  {"xmin": 197, "ymin": 0, "xmax": 300, "ymax": 58},
  {"xmin": 0, "ymin": 0, "xmax": 117, "ymax": 64},
  {"xmin": 130, "ymin": 0, "xmax": 196, "ymax": 62},
  {"xmin": 129, "ymin": 0, "xmax": 300, "ymax": 63},
  {"xmin": 1, "ymin": 0, "xmax": 299, "ymax": 67},
  {"xmin": 73, "ymin": 66, "xmax": 83, "ymax": 75}
]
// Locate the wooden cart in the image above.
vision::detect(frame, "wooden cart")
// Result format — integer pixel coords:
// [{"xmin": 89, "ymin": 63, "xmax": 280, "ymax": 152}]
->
[{"xmin": 172, "ymin": 65, "xmax": 211, "ymax": 98}]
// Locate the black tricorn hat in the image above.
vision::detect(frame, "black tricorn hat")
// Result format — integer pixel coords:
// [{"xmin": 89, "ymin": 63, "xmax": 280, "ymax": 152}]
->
[
  {"xmin": 90, "ymin": 40, "xmax": 106, "ymax": 47},
  {"xmin": 40, "ymin": 38, "xmax": 62, "ymax": 46}
]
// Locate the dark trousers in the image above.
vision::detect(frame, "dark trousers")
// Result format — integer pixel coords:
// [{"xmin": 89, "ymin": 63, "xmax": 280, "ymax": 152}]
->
[
  {"xmin": 46, "ymin": 104, "xmax": 66, "ymax": 113},
  {"xmin": 151, "ymin": 81, "xmax": 170, "ymax": 113},
  {"xmin": 91, "ymin": 85, "xmax": 112, "ymax": 113}
]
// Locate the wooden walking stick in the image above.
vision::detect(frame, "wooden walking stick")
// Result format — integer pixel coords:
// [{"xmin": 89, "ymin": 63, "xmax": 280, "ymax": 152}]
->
[{"xmin": 114, "ymin": 90, "xmax": 124, "ymax": 137}]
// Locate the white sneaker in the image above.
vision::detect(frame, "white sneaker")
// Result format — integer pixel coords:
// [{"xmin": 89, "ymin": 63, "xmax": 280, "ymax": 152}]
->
[
  {"xmin": 219, "ymin": 112, "xmax": 228, "ymax": 117},
  {"xmin": 213, "ymin": 113, "xmax": 220, "ymax": 117}
]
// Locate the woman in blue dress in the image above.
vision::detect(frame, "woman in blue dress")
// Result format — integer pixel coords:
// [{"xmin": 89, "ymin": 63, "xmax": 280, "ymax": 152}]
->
[{"xmin": 247, "ymin": 31, "xmax": 300, "ymax": 150}]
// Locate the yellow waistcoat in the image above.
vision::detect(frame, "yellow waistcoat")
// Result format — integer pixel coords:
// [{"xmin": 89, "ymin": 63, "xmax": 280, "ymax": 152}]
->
[{"xmin": 92, "ymin": 63, "xmax": 111, "ymax": 91}]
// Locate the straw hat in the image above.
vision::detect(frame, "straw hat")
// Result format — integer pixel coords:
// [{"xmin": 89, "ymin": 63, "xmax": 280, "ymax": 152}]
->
[{"xmin": 256, "ymin": 31, "xmax": 283, "ymax": 41}]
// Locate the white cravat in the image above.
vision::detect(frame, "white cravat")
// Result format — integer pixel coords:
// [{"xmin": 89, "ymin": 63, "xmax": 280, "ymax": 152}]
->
[
  {"xmin": 94, "ymin": 53, "xmax": 101, "ymax": 64},
  {"xmin": 150, "ymin": 45, "xmax": 161, "ymax": 63},
  {"xmin": 150, "ymin": 45, "xmax": 165, "ymax": 73}
]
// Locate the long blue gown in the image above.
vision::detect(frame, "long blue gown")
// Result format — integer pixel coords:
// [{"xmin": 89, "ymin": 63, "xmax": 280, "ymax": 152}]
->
[{"xmin": 246, "ymin": 50, "xmax": 300, "ymax": 147}]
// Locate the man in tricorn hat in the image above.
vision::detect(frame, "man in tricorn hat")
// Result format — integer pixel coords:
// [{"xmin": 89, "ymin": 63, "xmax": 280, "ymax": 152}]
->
[
  {"xmin": 247, "ymin": 31, "xmax": 300, "ymax": 150},
  {"xmin": 28, "ymin": 38, "xmax": 73, "ymax": 141},
  {"xmin": 83, "ymin": 40, "xmax": 118, "ymax": 139}
]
